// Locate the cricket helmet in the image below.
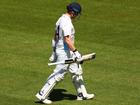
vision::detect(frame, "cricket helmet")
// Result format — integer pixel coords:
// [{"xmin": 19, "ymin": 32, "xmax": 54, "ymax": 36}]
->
[{"xmin": 67, "ymin": 2, "xmax": 82, "ymax": 16}]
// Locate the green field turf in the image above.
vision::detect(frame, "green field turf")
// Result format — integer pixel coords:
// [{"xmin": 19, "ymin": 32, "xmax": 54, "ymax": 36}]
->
[{"xmin": 0, "ymin": 0, "xmax": 140, "ymax": 105}]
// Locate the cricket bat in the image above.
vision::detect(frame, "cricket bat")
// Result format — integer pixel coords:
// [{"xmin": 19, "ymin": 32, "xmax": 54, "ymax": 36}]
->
[{"xmin": 48, "ymin": 53, "xmax": 96, "ymax": 66}]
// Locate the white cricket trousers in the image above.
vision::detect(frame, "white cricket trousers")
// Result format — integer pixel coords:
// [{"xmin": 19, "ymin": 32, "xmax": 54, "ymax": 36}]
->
[{"xmin": 36, "ymin": 49, "xmax": 88, "ymax": 100}]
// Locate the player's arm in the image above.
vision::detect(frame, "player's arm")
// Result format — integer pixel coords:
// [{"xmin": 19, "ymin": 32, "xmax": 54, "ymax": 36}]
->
[
  {"xmin": 64, "ymin": 35, "xmax": 81, "ymax": 59},
  {"xmin": 49, "ymin": 31, "xmax": 58, "ymax": 62},
  {"xmin": 54, "ymin": 30, "xmax": 59, "ymax": 42},
  {"xmin": 64, "ymin": 35, "xmax": 76, "ymax": 52},
  {"xmin": 51, "ymin": 31, "xmax": 57, "ymax": 52}
]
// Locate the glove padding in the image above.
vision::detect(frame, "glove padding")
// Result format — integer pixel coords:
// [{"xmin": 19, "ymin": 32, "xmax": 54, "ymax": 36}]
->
[
  {"xmin": 73, "ymin": 51, "xmax": 84, "ymax": 64},
  {"xmin": 73, "ymin": 50, "xmax": 81, "ymax": 59}
]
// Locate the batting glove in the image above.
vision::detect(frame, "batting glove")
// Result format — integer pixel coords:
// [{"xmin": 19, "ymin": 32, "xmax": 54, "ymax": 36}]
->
[{"xmin": 73, "ymin": 49, "xmax": 81, "ymax": 59}]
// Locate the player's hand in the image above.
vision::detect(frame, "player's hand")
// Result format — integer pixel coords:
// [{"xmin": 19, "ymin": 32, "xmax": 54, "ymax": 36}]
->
[
  {"xmin": 73, "ymin": 50, "xmax": 81, "ymax": 59},
  {"xmin": 49, "ymin": 51, "xmax": 57, "ymax": 62}
]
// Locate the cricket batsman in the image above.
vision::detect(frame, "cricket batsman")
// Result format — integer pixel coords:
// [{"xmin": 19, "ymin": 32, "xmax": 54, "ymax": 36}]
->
[{"xmin": 36, "ymin": 2, "xmax": 95, "ymax": 104}]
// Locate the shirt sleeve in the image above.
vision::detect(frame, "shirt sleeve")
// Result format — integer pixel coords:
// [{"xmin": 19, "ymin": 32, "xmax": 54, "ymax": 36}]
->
[{"xmin": 61, "ymin": 19, "xmax": 71, "ymax": 37}]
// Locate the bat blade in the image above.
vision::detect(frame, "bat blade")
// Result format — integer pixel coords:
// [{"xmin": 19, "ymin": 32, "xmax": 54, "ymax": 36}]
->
[
  {"xmin": 80, "ymin": 53, "xmax": 96, "ymax": 61},
  {"xmin": 48, "ymin": 53, "xmax": 96, "ymax": 66}
]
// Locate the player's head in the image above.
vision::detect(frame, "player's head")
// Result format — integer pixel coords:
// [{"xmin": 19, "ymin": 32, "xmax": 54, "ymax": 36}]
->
[{"xmin": 67, "ymin": 2, "xmax": 82, "ymax": 18}]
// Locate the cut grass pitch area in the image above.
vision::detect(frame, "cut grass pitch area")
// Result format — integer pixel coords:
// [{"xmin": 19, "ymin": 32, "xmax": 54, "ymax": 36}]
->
[{"xmin": 0, "ymin": 0, "xmax": 140, "ymax": 105}]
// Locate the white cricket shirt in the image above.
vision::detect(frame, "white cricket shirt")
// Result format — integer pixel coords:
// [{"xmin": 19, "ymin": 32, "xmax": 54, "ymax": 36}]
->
[{"xmin": 55, "ymin": 14, "xmax": 75, "ymax": 51}]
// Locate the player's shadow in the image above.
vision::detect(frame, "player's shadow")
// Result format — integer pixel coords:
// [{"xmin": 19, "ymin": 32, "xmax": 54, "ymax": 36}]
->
[
  {"xmin": 35, "ymin": 89, "xmax": 76, "ymax": 104},
  {"xmin": 49, "ymin": 88, "xmax": 77, "ymax": 101}
]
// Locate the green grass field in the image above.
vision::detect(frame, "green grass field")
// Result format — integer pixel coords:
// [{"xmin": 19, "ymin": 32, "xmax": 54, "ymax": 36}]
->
[{"xmin": 0, "ymin": 0, "xmax": 140, "ymax": 105}]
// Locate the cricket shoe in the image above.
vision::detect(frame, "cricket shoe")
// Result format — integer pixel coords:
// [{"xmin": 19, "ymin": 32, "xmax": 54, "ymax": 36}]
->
[
  {"xmin": 77, "ymin": 93, "xmax": 95, "ymax": 100},
  {"xmin": 42, "ymin": 99, "xmax": 52, "ymax": 104},
  {"xmin": 36, "ymin": 93, "xmax": 52, "ymax": 104},
  {"xmin": 36, "ymin": 93, "xmax": 43, "ymax": 100}
]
